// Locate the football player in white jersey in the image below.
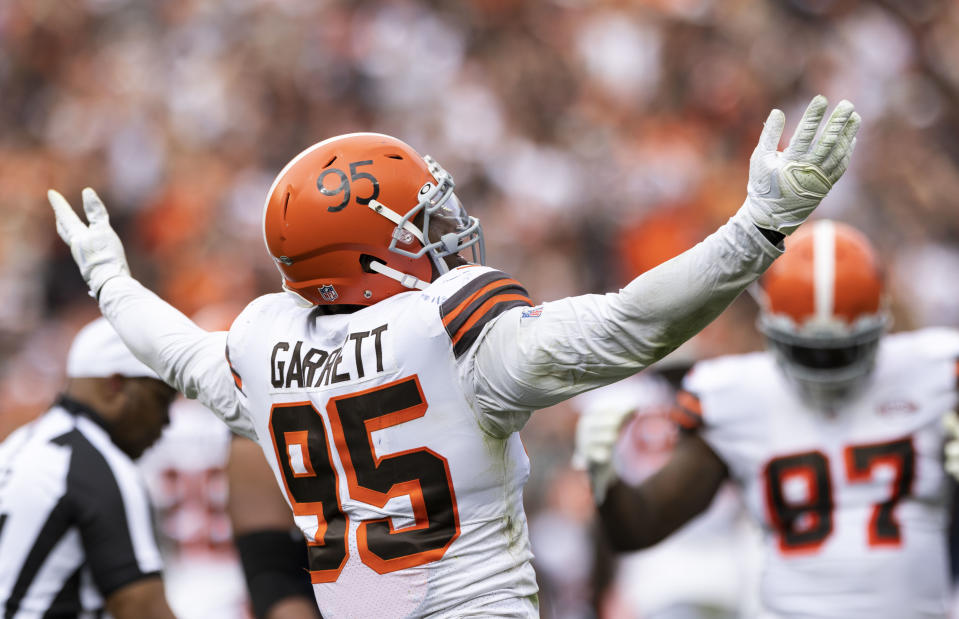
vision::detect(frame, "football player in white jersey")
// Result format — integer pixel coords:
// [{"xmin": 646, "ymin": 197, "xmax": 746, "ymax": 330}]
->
[
  {"xmin": 138, "ymin": 396, "xmax": 251, "ymax": 619},
  {"xmin": 574, "ymin": 371, "xmax": 756, "ymax": 619},
  {"xmin": 580, "ymin": 220, "xmax": 957, "ymax": 618},
  {"xmin": 47, "ymin": 95, "xmax": 859, "ymax": 618}
]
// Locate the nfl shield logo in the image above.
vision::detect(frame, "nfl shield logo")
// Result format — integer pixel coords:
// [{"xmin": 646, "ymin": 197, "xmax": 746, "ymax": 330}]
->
[{"xmin": 319, "ymin": 285, "xmax": 338, "ymax": 302}]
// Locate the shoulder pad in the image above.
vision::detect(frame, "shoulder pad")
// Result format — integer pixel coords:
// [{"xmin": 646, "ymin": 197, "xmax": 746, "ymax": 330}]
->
[
  {"xmin": 228, "ymin": 294, "xmax": 291, "ymax": 340},
  {"xmin": 682, "ymin": 352, "xmax": 769, "ymax": 395},
  {"xmin": 432, "ymin": 266, "xmax": 532, "ymax": 358},
  {"xmin": 888, "ymin": 327, "xmax": 959, "ymax": 361},
  {"xmin": 226, "ymin": 294, "xmax": 289, "ymax": 392}
]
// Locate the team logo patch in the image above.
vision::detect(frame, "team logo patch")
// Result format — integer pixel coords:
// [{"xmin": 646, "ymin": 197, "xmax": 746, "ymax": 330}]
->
[
  {"xmin": 319, "ymin": 285, "xmax": 339, "ymax": 302},
  {"xmin": 521, "ymin": 306, "xmax": 543, "ymax": 319},
  {"xmin": 878, "ymin": 400, "xmax": 918, "ymax": 416}
]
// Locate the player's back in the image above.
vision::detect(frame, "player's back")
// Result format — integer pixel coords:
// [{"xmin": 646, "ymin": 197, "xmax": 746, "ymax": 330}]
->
[
  {"xmin": 226, "ymin": 266, "xmax": 537, "ymax": 618},
  {"xmin": 683, "ymin": 328, "xmax": 959, "ymax": 618}
]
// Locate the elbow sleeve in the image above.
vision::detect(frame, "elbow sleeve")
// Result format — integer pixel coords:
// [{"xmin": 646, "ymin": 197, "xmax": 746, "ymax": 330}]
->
[{"xmin": 234, "ymin": 528, "xmax": 315, "ymax": 619}]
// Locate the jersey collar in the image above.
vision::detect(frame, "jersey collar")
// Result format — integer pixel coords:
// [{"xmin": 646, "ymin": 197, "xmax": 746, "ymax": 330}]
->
[{"xmin": 55, "ymin": 395, "xmax": 110, "ymax": 432}]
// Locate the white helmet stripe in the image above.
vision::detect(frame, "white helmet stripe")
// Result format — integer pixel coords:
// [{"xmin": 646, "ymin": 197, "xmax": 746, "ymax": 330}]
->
[{"xmin": 813, "ymin": 219, "xmax": 836, "ymax": 321}]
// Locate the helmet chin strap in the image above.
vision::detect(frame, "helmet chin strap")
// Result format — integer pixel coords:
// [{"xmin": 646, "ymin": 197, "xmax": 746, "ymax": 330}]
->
[{"xmin": 368, "ymin": 260, "xmax": 429, "ymax": 291}]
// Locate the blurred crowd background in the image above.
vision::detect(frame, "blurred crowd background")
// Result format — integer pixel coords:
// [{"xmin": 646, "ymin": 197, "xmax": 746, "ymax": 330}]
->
[{"xmin": 2, "ymin": 0, "xmax": 959, "ymax": 617}]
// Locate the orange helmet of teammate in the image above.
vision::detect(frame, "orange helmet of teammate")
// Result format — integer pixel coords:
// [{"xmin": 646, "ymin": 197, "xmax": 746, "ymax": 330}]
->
[
  {"xmin": 262, "ymin": 133, "xmax": 485, "ymax": 307},
  {"xmin": 756, "ymin": 219, "xmax": 889, "ymax": 406}
]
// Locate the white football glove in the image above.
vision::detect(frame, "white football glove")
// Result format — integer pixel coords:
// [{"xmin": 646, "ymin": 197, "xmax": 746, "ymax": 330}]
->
[
  {"xmin": 48, "ymin": 188, "xmax": 130, "ymax": 298},
  {"xmin": 942, "ymin": 411, "xmax": 959, "ymax": 481},
  {"xmin": 572, "ymin": 404, "xmax": 636, "ymax": 504},
  {"xmin": 745, "ymin": 95, "xmax": 861, "ymax": 235}
]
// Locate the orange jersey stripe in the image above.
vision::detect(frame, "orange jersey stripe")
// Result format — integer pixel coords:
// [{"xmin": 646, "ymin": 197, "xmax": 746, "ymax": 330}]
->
[
  {"xmin": 230, "ymin": 368, "xmax": 243, "ymax": 390},
  {"xmin": 442, "ymin": 278, "xmax": 524, "ymax": 328},
  {"xmin": 676, "ymin": 390, "xmax": 703, "ymax": 418},
  {"xmin": 670, "ymin": 406, "xmax": 702, "ymax": 430},
  {"xmin": 450, "ymin": 293, "xmax": 532, "ymax": 345}
]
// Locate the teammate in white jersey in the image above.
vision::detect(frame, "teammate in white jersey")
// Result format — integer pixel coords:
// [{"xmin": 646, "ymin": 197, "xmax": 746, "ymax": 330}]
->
[
  {"xmin": 581, "ymin": 220, "xmax": 957, "ymax": 618},
  {"xmin": 574, "ymin": 371, "xmax": 755, "ymax": 618},
  {"xmin": 47, "ymin": 95, "xmax": 859, "ymax": 618},
  {"xmin": 138, "ymin": 397, "xmax": 251, "ymax": 619}
]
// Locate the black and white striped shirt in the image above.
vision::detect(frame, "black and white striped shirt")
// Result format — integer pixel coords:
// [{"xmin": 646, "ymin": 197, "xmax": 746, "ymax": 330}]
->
[{"xmin": 0, "ymin": 398, "xmax": 163, "ymax": 618}]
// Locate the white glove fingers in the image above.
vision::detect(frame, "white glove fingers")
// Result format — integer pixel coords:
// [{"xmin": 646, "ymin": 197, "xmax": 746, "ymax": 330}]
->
[
  {"xmin": 589, "ymin": 462, "xmax": 616, "ymax": 505},
  {"xmin": 946, "ymin": 462, "xmax": 959, "ymax": 479},
  {"xmin": 821, "ymin": 112, "xmax": 861, "ymax": 182},
  {"xmin": 809, "ymin": 100, "xmax": 856, "ymax": 164},
  {"xmin": 756, "ymin": 109, "xmax": 786, "ymax": 154},
  {"xmin": 48, "ymin": 189, "xmax": 85, "ymax": 243},
  {"xmin": 828, "ymin": 152, "xmax": 852, "ymax": 185},
  {"xmin": 81, "ymin": 187, "xmax": 110, "ymax": 226},
  {"xmin": 824, "ymin": 140, "xmax": 856, "ymax": 185},
  {"xmin": 783, "ymin": 95, "xmax": 828, "ymax": 158},
  {"xmin": 942, "ymin": 410, "xmax": 959, "ymax": 436},
  {"xmin": 573, "ymin": 406, "xmax": 635, "ymax": 472}
]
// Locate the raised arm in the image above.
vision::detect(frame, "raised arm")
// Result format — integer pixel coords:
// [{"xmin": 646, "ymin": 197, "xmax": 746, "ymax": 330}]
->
[
  {"xmin": 571, "ymin": 395, "xmax": 729, "ymax": 549},
  {"xmin": 47, "ymin": 189, "xmax": 255, "ymax": 439},
  {"xmin": 468, "ymin": 96, "xmax": 860, "ymax": 427},
  {"xmin": 598, "ymin": 433, "xmax": 728, "ymax": 551}
]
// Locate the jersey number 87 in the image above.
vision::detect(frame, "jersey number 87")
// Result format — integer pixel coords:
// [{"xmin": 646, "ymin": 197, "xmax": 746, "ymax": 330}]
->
[{"xmin": 763, "ymin": 437, "xmax": 915, "ymax": 554}]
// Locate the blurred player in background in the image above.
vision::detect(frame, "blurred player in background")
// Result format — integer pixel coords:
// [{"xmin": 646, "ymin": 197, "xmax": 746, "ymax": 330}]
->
[
  {"xmin": 48, "ymin": 94, "xmax": 858, "ymax": 617},
  {"xmin": 0, "ymin": 318, "xmax": 176, "ymax": 618},
  {"xmin": 574, "ymin": 370, "xmax": 755, "ymax": 619},
  {"xmin": 582, "ymin": 220, "xmax": 957, "ymax": 618},
  {"xmin": 138, "ymin": 305, "xmax": 249, "ymax": 618},
  {"xmin": 228, "ymin": 436, "xmax": 320, "ymax": 619},
  {"xmin": 138, "ymin": 386, "xmax": 250, "ymax": 619}
]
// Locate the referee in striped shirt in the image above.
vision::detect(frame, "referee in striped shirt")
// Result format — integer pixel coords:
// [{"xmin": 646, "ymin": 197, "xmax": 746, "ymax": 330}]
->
[{"xmin": 0, "ymin": 318, "xmax": 177, "ymax": 618}]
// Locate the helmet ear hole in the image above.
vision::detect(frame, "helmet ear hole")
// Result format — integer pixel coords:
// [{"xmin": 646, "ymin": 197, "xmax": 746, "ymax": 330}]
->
[{"xmin": 359, "ymin": 254, "xmax": 384, "ymax": 274}]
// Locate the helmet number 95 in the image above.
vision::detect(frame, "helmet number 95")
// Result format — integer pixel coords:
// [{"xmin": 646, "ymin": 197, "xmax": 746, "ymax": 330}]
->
[{"xmin": 319, "ymin": 160, "xmax": 381, "ymax": 212}]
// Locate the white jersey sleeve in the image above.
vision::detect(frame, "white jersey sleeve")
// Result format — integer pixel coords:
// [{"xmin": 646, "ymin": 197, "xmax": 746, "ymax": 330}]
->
[
  {"xmin": 95, "ymin": 207, "xmax": 777, "ymax": 443},
  {"xmin": 468, "ymin": 209, "xmax": 781, "ymax": 434},
  {"xmin": 97, "ymin": 276, "xmax": 255, "ymax": 439}
]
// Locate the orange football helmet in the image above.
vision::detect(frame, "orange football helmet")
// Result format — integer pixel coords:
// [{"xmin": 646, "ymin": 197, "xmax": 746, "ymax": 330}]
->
[
  {"xmin": 756, "ymin": 220, "xmax": 888, "ymax": 405},
  {"xmin": 262, "ymin": 133, "xmax": 484, "ymax": 306}
]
